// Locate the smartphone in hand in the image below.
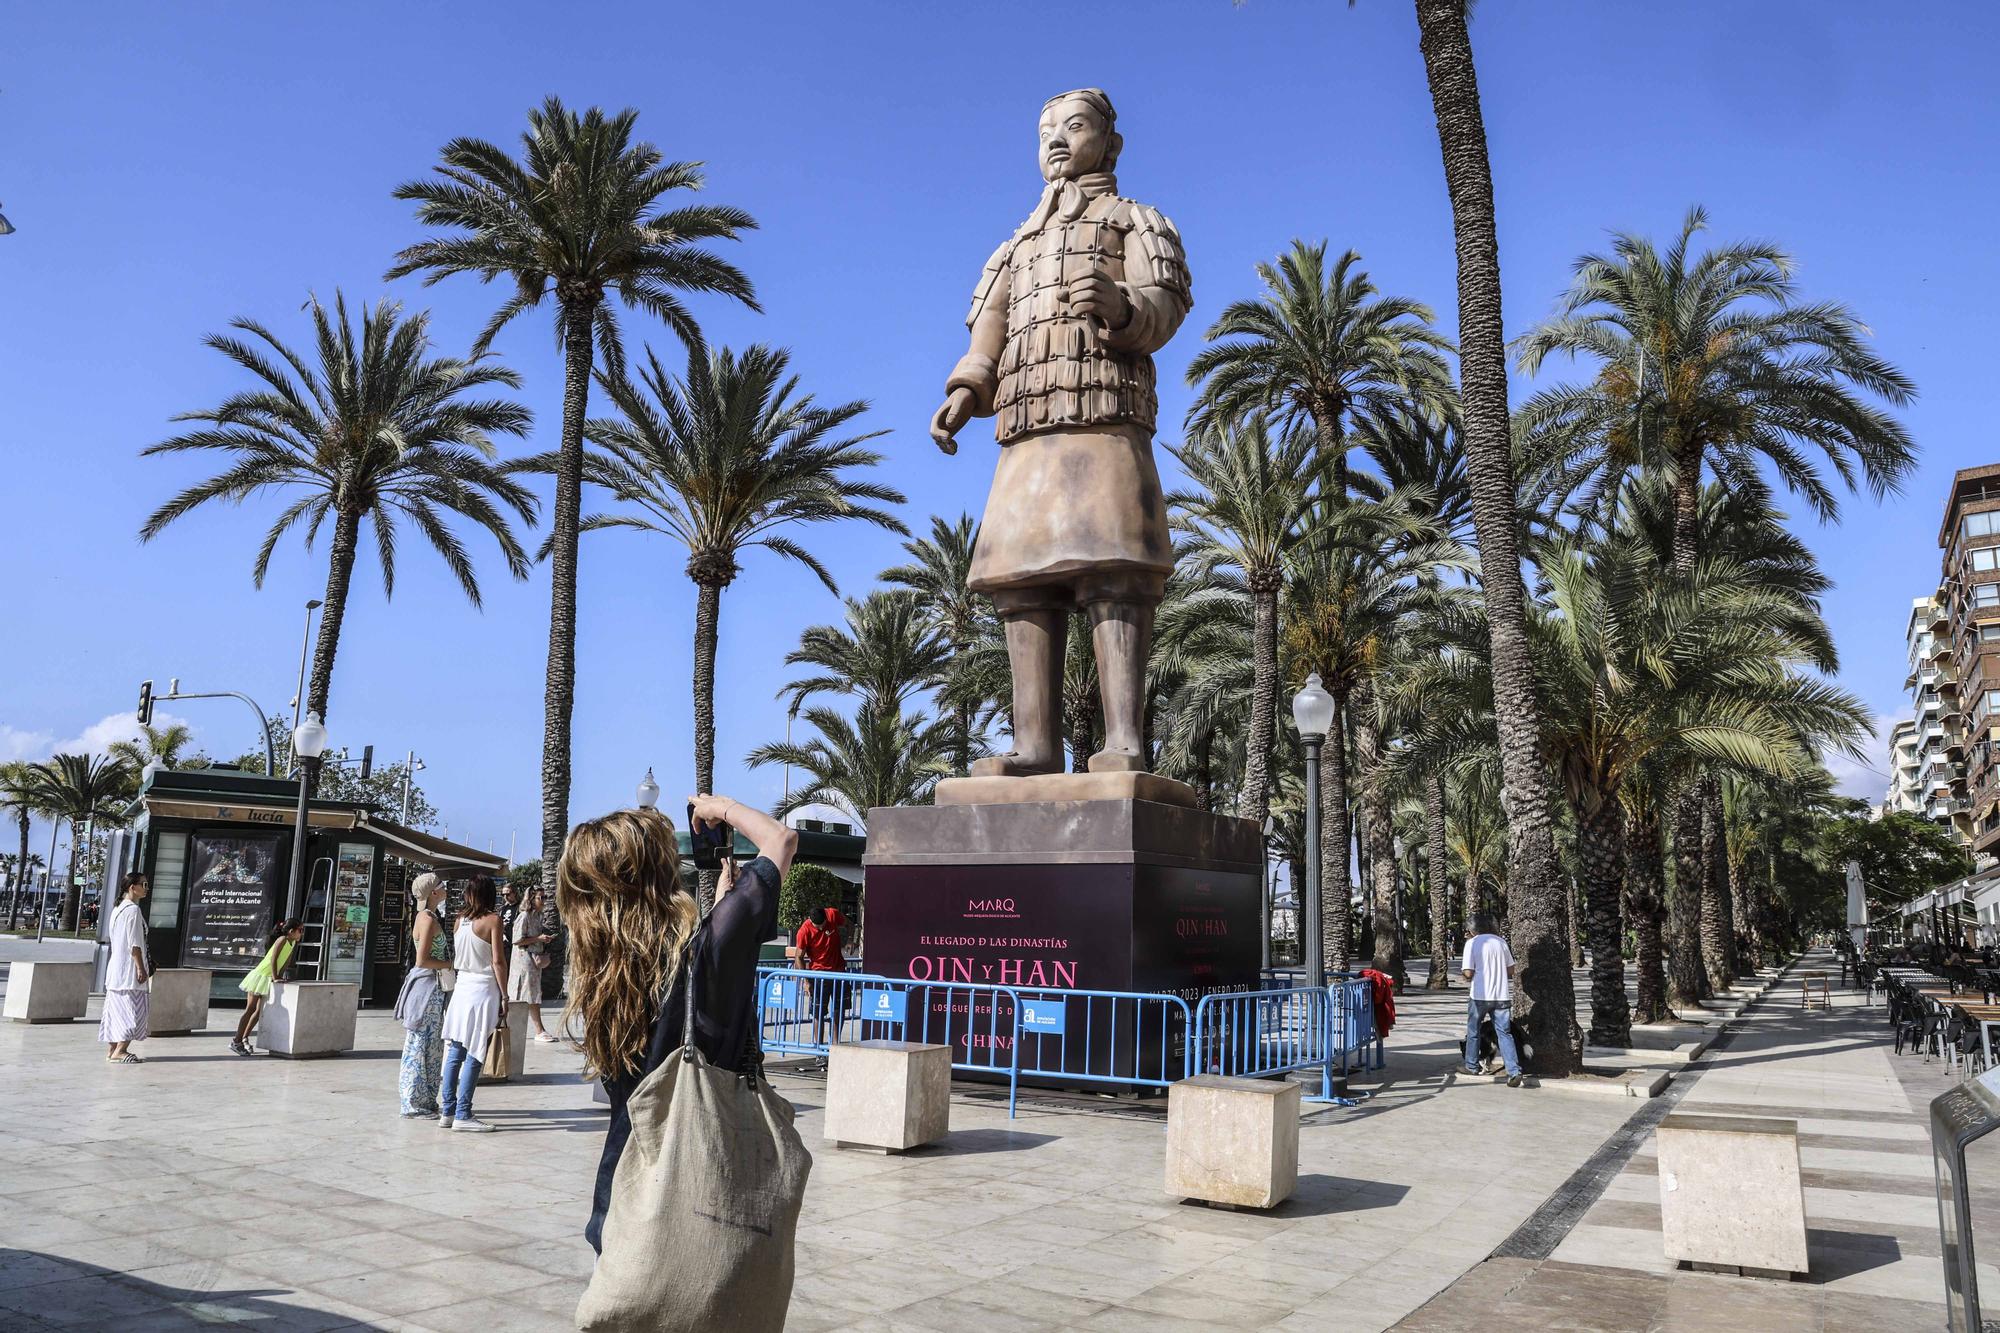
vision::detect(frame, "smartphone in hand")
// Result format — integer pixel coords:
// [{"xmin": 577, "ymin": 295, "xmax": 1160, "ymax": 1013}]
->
[{"xmin": 687, "ymin": 802, "xmax": 730, "ymax": 871}]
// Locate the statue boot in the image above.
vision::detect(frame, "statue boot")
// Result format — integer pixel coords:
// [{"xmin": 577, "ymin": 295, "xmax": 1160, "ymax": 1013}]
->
[
  {"xmin": 1086, "ymin": 597, "xmax": 1153, "ymax": 773},
  {"xmin": 969, "ymin": 605, "xmax": 1066, "ymax": 777}
]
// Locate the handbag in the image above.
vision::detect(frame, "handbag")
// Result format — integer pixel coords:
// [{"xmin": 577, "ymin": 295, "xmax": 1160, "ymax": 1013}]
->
[
  {"xmin": 484, "ymin": 1021, "xmax": 512, "ymax": 1079},
  {"xmin": 575, "ymin": 941, "xmax": 812, "ymax": 1332}
]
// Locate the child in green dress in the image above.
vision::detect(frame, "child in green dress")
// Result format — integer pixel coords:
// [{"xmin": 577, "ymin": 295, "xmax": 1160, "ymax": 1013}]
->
[{"xmin": 232, "ymin": 918, "xmax": 303, "ymax": 1055}]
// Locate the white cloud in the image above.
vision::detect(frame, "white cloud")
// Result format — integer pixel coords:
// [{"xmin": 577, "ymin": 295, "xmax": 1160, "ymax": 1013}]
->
[
  {"xmin": 1824, "ymin": 711, "xmax": 1897, "ymax": 804},
  {"xmin": 0, "ymin": 710, "xmax": 195, "ymax": 765}
]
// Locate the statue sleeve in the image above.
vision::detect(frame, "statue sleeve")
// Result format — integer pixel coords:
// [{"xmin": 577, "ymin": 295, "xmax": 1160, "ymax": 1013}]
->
[
  {"xmin": 1102, "ymin": 203, "xmax": 1191, "ymax": 355},
  {"xmin": 947, "ymin": 238, "xmax": 1014, "ymax": 417}
]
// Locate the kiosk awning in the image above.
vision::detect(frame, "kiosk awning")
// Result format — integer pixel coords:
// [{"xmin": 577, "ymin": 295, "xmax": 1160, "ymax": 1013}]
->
[
  {"xmin": 357, "ymin": 813, "xmax": 507, "ymax": 872},
  {"xmin": 141, "ymin": 796, "xmax": 361, "ymax": 831}
]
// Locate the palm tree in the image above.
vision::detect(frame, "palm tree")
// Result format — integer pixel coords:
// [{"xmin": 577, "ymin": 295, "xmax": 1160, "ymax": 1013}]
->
[
  {"xmin": 778, "ymin": 591, "xmax": 948, "ymax": 718},
  {"xmin": 109, "ymin": 723, "xmax": 194, "ymax": 774},
  {"xmin": 140, "ymin": 294, "xmax": 536, "ymax": 734},
  {"xmin": 881, "ymin": 514, "xmax": 992, "ymax": 774},
  {"xmin": 1516, "ymin": 207, "xmax": 1916, "ymax": 573},
  {"xmin": 388, "ymin": 96, "xmax": 759, "ymax": 892},
  {"xmin": 747, "ymin": 701, "xmax": 955, "ymax": 823},
  {"xmin": 1185, "ymin": 241, "xmax": 1453, "ymax": 487},
  {"xmin": 1168, "ymin": 417, "xmax": 1322, "ymax": 831},
  {"xmin": 522, "ymin": 341, "xmax": 904, "ymax": 873},
  {"xmin": 1413, "ymin": 0, "xmax": 1578, "ymax": 1076},
  {"xmin": 26, "ymin": 754, "xmax": 134, "ymax": 931},
  {"xmin": 1, "ymin": 763, "xmax": 39, "ymax": 927}
]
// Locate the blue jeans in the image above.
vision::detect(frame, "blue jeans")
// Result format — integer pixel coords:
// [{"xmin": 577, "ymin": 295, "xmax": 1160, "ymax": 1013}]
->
[
  {"xmin": 440, "ymin": 1039, "xmax": 483, "ymax": 1118},
  {"xmin": 1465, "ymin": 999, "xmax": 1521, "ymax": 1077}
]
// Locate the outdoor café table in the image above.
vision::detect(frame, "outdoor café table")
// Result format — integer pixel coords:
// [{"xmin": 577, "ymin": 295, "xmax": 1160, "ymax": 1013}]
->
[{"xmin": 1956, "ymin": 1005, "xmax": 2000, "ymax": 1067}]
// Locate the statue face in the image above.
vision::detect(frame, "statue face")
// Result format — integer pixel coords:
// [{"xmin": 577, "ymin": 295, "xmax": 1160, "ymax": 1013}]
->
[{"xmin": 1039, "ymin": 97, "xmax": 1111, "ymax": 182}]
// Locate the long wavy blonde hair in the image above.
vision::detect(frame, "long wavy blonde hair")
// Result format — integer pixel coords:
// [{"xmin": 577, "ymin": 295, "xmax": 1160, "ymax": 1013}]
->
[{"xmin": 557, "ymin": 807, "xmax": 698, "ymax": 1080}]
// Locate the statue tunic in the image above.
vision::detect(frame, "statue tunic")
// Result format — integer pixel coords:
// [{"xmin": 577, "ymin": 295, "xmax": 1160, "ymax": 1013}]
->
[{"xmin": 946, "ymin": 185, "xmax": 1191, "ymax": 596}]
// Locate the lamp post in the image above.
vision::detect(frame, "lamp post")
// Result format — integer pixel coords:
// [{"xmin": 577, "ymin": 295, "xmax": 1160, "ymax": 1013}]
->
[
  {"xmin": 1292, "ymin": 674, "xmax": 1336, "ymax": 989},
  {"xmin": 401, "ymin": 753, "xmax": 426, "ymax": 824},
  {"xmin": 289, "ymin": 600, "xmax": 324, "ymax": 749},
  {"xmin": 636, "ymin": 768, "xmax": 660, "ymax": 810},
  {"xmin": 284, "ymin": 711, "xmax": 328, "ymax": 920}
]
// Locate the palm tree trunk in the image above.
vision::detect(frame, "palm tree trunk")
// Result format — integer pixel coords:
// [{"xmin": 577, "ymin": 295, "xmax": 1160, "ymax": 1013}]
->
[
  {"xmin": 1670, "ymin": 443, "xmax": 1703, "ymax": 578},
  {"xmin": 540, "ymin": 300, "xmax": 596, "ymax": 902},
  {"xmin": 1354, "ymin": 692, "xmax": 1401, "ymax": 985},
  {"xmin": 1425, "ymin": 769, "xmax": 1451, "ymax": 989},
  {"xmin": 11, "ymin": 812, "xmax": 28, "ymax": 928},
  {"xmin": 692, "ymin": 577, "xmax": 725, "ymax": 908},
  {"xmin": 59, "ymin": 818, "xmax": 84, "ymax": 933},
  {"xmin": 954, "ymin": 698, "xmax": 974, "ymax": 777},
  {"xmin": 1575, "ymin": 797, "xmax": 1629, "ymax": 1048},
  {"xmin": 1700, "ymin": 781, "xmax": 1736, "ymax": 990},
  {"xmin": 1415, "ymin": 0, "xmax": 1578, "ymax": 1078},
  {"xmin": 1567, "ymin": 878, "xmax": 1583, "ymax": 970},
  {"xmin": 1322, "ymin": 689, "xmax": 1354, "ymax": 973},
  {"xmin": 1626, "ymin": 807, "xmax": 1670, "ymax": 1024},
  {"xmin": 1241, "ymin": 579, "xmax": 1280, "ymax": 830},
  {"xmin": 1668, "ymin": 787, "xmax": 1709, "ymax": 1008},
  {"xmin": 303, "ymin": 507, "xmax": 363, "ymax": 755},
  {"xmin": 1731, "ymin": 850, "xmax": 1760, "ymax": 970}
]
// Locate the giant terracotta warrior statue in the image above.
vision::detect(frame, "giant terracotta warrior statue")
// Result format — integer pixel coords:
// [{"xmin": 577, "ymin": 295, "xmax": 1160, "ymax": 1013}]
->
[{"xmin": 931, "ymin": 88, "xmax": 1192, "ymax": 778}]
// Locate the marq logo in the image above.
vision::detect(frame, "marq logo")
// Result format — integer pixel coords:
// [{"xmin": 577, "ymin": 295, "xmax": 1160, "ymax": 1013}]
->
[{"xmin": 965, "ymin": 897, "xmax": 1019, "ymax": 918}]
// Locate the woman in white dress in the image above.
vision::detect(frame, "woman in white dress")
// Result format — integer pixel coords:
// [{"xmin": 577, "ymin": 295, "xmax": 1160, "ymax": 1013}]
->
[
  {"xmin": 438, "ymin": 875, "xmax": 508, "ymax": 1132},
  {"xmin": 100, "ymin": 872, "xmax": 152, "ymax": 1064},
  {"xmin": 508, "ymin": 884, "xmax": 557, "ymax": 1042}
]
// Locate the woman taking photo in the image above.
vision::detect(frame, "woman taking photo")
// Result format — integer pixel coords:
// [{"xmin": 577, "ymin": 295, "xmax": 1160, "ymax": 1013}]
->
[
  {"xmin": 232, "ymin": 918, "xmax": 303, "ymax": 1056},
  {"xmin": 394, "ymin": 873, "xmax": 452, "ymax": 1117},
  {"xmin": 100, "ymin": 872, "xmax": 152, "ymax": 1065},
  {"xmin": 507, "ymin": 884, "xmax": 557, "ymax": 1043},
  {"xmin": 561, "ymin": 794, "xmax": 794, "ymax": 1258},
  {"xmin": 438, "ymin": 875, "xmax": 508, "ymax": 1132}
]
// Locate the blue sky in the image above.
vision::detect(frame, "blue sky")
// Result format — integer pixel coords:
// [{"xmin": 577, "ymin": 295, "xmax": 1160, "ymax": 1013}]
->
[{"xmin": 4, "ymin": 1, "xmax": 1996, "ymax": 866}]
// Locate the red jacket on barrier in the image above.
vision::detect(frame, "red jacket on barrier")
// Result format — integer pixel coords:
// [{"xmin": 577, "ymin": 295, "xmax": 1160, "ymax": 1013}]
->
[{"xmin": 1359, "ymin": 968, "xmax": 1396, "ymax": 1037}]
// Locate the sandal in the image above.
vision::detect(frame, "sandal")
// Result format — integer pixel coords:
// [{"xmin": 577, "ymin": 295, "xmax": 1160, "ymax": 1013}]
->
[{"xmin": 112, "ymin": 1053, "xmax": 144, "ymax": 1065}]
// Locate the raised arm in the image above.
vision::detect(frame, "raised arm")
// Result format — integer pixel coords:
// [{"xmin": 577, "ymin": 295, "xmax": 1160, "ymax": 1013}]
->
[{"xmin": 689, "ymin": 794, "xmax": 797, "ymax": 880}]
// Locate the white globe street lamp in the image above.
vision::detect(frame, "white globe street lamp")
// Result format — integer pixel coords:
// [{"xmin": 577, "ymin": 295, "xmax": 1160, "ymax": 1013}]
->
[
  {"xmin": 636, "ymin": 768, "xmax": 660, "ymax": 810},
  {"xmin": 284, "ymin": 711, "xmax": 329, "ymax": 919},
  {"xmin": 1291, "ymin": 674, "xmax": 1336, "ymax": 989}
]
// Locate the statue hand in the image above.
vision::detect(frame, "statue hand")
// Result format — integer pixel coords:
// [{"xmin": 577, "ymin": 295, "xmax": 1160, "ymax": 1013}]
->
[
  {"xmin": 930, "ymin": 389, "xmax": 974, "ymax": 455},
  {"xmin": 1064, "ymin": 273, "xmax": 1131, "ymax": 329}
]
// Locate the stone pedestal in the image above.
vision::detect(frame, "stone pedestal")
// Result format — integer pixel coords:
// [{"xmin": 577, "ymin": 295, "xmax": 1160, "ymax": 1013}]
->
[
  {"xmin": 3, "ymin": 961, "xmax": 91, "ymax": 1023},
  {"xmin": 1165, "ymin": 1074, "xmax": 1299, "ymax": 1208},
  {"xmin": 148, "ymin": 969, "xmax": 213, "ymax": 1035},
  {"xmin": 824, "ymin": 1040, "xmax": 951, "ymax": 1150},
  {"xmin": 261, "ymin": 981, "xmax": 359, "ymax": 1058},
  {"xmin": 1656, "ymin": 1113, "xmax": 1809, "ymax": 1276},
  {"xmin": 479, "ymin": 1001, "xmax": 534, "ymax": 1083},
  {"xmin": 863, "ymin": 792, "xmax": 1261, "ymax": 1084}
]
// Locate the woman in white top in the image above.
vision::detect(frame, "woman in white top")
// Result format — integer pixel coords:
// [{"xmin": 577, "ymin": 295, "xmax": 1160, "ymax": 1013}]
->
[
  {"xmin": 438, "ymin": 874, "xmax": 508, "ymax": 1132},
  {"xmin": 508, "ymin": 884, "xmax": 557, "ymax": 1042},
  {"xmin": 100, "ymin": 872, "xmax": 152, "ymax": 1064}
]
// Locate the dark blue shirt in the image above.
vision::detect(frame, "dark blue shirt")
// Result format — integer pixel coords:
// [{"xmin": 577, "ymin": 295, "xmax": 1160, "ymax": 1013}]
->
[{"xmin": 586, "ymin": 856, "xmax": 780, "ymax": 1252}]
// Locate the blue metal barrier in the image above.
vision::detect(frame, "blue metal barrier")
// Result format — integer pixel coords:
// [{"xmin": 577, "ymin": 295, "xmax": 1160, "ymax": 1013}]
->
[
  {"xmin": 1007, "ymin": 986, "xmax": 1193, "ymax": 1093},
  {"xmin": 1328, "ymin": 975, "xmax": 1382, "ymax": 1072},
  {"xmin": 1191, "ymin": 985, "xmax": 1334, "ymax": 1095}
]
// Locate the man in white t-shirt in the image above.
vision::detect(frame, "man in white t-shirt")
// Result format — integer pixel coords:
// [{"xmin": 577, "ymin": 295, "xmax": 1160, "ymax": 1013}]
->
[{"xmin": 1461, "ymin": 913, "xmax": 1523, "ymax": 1086}]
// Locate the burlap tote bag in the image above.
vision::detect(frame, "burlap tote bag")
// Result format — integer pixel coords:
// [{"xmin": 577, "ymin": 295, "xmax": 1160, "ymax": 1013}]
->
[{"xmin": 575, "ymin": 945, "xmax": 812, "ymax": 1332}]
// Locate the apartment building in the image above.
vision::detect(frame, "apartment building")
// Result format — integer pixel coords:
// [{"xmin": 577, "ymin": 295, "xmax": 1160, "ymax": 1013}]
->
[
  {"xmin": 1897, "ymin": 595, "xmax": 1967, "ymax": 839},
  {"xmin": 1940, "ymin": 464, "xmax": 2000, "ymax": 861}
]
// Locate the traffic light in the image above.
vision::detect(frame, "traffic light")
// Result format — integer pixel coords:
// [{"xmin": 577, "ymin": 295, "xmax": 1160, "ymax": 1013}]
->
[
  {"xmin": 358, "ymin": 745, "xmax": 373, "ymax": 780},
  {"xmin": 136, "ymin": 680, "xmax": 153, "ymax": 726}
]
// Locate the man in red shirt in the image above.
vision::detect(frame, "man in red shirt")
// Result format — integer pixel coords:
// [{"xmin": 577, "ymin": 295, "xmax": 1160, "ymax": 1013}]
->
[{"xmin": 793, "ymin": 907, "xmax": 847, "ymax": 1042}]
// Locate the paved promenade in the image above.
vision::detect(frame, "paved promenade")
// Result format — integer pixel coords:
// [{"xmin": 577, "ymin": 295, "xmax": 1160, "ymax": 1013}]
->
[
  {"xmin": 0, "ymin": 941, "xmax": 1961, "ymax": 1330},
  {"xmin": 1400, "ymin": 949, "xmax": 1962, "ymax": 1330}
]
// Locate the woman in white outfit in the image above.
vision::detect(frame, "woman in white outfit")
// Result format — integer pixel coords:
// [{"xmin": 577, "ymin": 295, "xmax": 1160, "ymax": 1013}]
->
[
  {"xmin": 100, "ymin": 872, "xmax": 152, "ymax": 1064},
  {"xmin": 438, "ymin": 874, "xmax": 508, "ymax": 1132},
  {"xmin": 508, "ymin": 884, "xmax": 557, "ymax": 1042}
]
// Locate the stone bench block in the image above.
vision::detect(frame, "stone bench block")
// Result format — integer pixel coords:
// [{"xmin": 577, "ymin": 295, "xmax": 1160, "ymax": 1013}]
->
[
  {"xmin": 3, "ymin": 961, "xmax": 92, "ymax": 1023},
  {"xmin": 824, "ymin": 1040, "xmax": 950, "ymax": 1150},
  {"xmin": 261, "ymin": 981, "xmax": 359, "ymax": 1058},
  {"xmin": 1165, "ymin": 1074, "xmax": 1300, "ymax": 1209},
  {"xmin": 479, "ymin": 1001, "xmax": 535, "ymax": 1083},
  {"xmin": 1657, "ymin": 1113, "xmax": 1808, "ymax": 1276},
  {"xmin": 147, "ymin": 969, "xmax": 212, "ymax": 1035}
]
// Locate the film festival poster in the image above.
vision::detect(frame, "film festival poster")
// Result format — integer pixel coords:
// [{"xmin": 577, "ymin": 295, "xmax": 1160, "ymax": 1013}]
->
[{"xmin": 185, "ymin": 832, "xmax": 283, "ymax": 967}]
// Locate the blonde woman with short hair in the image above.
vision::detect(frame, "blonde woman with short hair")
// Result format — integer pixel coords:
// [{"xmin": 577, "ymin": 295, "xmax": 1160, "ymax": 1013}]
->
[
  {"xmin": 562, "ymin": 794, "xmax": 795, "ymax": 1256},
  {"xmin": 394, "ymin": 872, "xmax": 452, "ymax": 1117}
]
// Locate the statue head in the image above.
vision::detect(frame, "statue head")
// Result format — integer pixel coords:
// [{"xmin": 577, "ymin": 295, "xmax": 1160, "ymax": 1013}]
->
[{"xmin": 1039, "ymin": 88, "xmax": 1121, "ymax": 182}]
